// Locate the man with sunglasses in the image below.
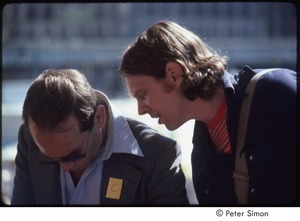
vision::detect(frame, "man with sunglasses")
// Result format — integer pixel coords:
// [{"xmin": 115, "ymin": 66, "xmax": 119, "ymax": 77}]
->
[{"xmin": 11, "ymin": 69, "xmax": 189, "ymax": 205}]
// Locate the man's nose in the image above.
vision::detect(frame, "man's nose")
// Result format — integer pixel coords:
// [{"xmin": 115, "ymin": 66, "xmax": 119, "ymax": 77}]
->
[
  {"xmin": 137, "ymin": 101, "xmax": 149, "ymax": 115},
  {"xmin": 60, "ymin": 162, "xmax": 74, "ymax": 172}
]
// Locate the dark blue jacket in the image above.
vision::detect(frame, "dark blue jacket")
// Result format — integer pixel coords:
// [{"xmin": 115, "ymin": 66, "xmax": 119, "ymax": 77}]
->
[{"xmin": 192, "ymin": 66, "xmax": 297, "ymax": 205}]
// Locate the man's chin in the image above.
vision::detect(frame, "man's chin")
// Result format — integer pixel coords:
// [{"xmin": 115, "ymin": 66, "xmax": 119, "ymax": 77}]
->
[{"xmin": 163, "ymin": 122, "xmax": 180, "ymax": 131}]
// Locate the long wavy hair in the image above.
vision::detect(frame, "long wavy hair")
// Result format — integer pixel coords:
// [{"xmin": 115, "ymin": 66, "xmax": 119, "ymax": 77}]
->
[{"xmin": 119, "ymin": 20, "xmax": 228, "ymax": 101}]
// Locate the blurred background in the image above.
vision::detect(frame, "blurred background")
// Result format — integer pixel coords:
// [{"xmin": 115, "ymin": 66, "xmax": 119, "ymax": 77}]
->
[{"xmin": 1, "ymin": 2, "xmax": 297, "ymax": 205}]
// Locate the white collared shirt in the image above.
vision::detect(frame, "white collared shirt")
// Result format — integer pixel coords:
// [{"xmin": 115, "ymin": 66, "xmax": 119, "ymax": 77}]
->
[{"xmin": 60, "ymin": 91, "xmax": 143, "ymax": 205}]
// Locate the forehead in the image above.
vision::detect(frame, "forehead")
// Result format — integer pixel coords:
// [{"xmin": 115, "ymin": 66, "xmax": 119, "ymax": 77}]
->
[
  {"xmin": 29, "ymin": 115, "xmax": 80, "ymax": 133},
  {"xmin": 28, "ymin": 116, "xmax": 83, "ymax": 157},
  {"xmin": 124, "ymin": 75, "xmax": 161, "ymax": 95}
]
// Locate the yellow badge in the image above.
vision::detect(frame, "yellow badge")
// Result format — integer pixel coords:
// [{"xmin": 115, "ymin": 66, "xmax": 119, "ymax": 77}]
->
[{"xmin": 106, "ymin": 177, "xmax": 123, "ymax": 200}]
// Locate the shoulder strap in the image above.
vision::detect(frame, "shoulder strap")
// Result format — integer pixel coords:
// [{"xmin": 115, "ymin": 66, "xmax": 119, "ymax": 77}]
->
[{"xmin": 233, "ymin": 68, "xmax": 279, "ymax": 204}]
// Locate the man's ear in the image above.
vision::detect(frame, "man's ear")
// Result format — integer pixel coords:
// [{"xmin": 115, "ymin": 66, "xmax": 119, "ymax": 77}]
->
[
  {"xmin": 165, "ymin": 62, "xmax": 184, "ymax": 85},
  {"xmin": 93, "ymin": 105, "xmax": 106, "ymax": 129}
]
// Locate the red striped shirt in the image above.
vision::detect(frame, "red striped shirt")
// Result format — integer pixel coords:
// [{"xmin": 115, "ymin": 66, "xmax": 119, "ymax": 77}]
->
[{"xmin": 206, "ymin": 99, "xmax": 231, "ymax": 154}]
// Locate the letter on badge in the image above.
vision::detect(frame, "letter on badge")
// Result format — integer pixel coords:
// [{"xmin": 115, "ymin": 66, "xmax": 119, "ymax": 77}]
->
[{"xmin": 106, "ymin": 177, "xmax": 123, "ymax": 200}]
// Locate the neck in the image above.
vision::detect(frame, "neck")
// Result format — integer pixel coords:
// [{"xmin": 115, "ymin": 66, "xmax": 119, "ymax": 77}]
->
[
  {"xmin": 88, "ymin": 108, "xmax": 110, "ymax": 162},
  {"xmin": 70, "ymin": 169, "xmax": 84, "ymax": 187},
  {"xmin": 190, "ymin": 86, "xmax": 225, "ymax": 124},
  {"xmin": 101, "ymin": 111, "xmax": 109, "ymax": 146}
]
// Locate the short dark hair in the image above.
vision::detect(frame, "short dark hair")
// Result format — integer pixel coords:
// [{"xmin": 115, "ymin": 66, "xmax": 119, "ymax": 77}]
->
[
  {"xmin": 22, "ymin": 69, "xmax": 97, "ymax": 132},
  {"xmin": 119, "ymin": 20, "xmax": 228, "ymax": 101}
]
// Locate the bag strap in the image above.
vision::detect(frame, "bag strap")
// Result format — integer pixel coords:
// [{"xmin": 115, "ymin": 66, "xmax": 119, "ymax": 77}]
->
[{"xmin": 233, "ymin": 68, "xmax": 279, "ymax": 204}]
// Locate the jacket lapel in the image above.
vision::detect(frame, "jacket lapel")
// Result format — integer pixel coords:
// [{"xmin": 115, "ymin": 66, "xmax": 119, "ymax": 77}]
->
[
  {"xmin": 30, "ymin": 149, "xmax": 62, "ymax": 204},
  {"xmin": 29, "ymin": 145, "xmax": 142, "ymax": 205},
  {"xmin": 100, "ymin": 153, "xmax": 142, "ymax": 205}
]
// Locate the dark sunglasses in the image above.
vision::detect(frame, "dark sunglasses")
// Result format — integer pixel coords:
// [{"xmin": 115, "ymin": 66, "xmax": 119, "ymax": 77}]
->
[{"xmin": 36, "ymin": 131, "xmax": 90, "ymax": 165}]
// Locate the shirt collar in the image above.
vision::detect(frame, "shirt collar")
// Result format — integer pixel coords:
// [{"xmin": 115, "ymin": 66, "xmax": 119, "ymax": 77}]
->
[{"xmin": 94, "ymin": 90, "xmax": 144, "ymax": 161}]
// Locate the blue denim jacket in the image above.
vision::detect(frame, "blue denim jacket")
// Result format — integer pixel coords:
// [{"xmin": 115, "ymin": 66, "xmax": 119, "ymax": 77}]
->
[{"xmin": 192, "ymin": 66, "xmax": 297, "ymax": 205}]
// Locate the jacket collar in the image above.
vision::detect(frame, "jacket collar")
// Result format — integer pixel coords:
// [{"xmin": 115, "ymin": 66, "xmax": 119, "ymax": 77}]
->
[
  {"xmin": 30, "ymin": 149, "xmax": 62, "ymax": 204},
  {"xmin": 221, "ymin": 66, "xmax": 256, "ymax": 101}
]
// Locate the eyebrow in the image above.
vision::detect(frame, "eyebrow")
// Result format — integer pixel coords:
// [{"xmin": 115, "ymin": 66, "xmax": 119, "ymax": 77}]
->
[{"xmin": 131, "ymin": 89, "xmax": 144, "ymax": 98}]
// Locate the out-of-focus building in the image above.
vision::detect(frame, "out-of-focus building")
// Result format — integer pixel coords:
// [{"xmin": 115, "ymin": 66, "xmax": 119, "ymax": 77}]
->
[{"xmin": 3, "ymin": 3, "xmax": 297, "ymax": 85}]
